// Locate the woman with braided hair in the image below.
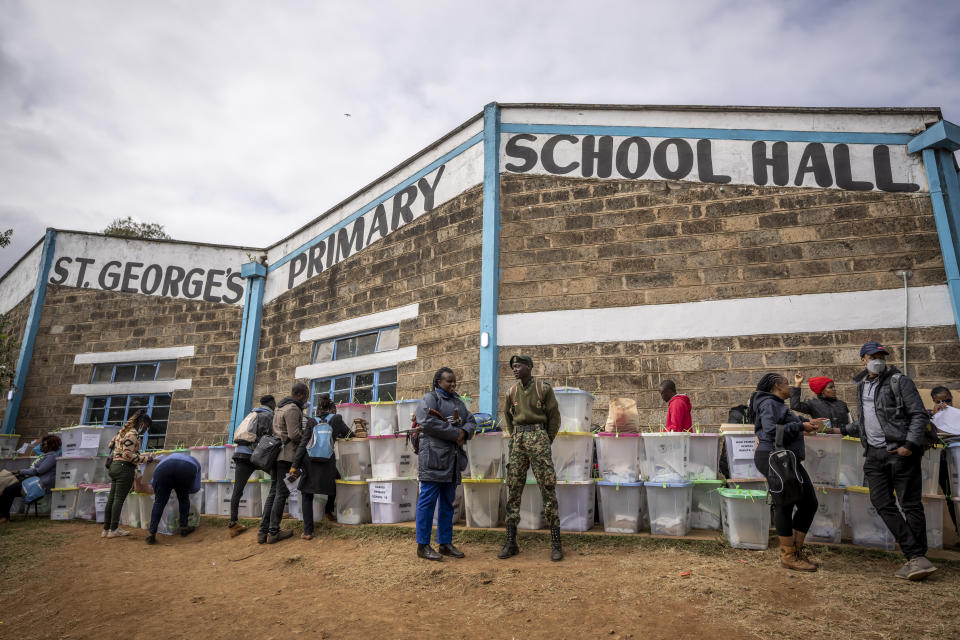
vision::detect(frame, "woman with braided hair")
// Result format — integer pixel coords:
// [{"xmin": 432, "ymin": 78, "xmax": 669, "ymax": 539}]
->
[
  {"xmin": 749, "ymin": 373, "xmax": 825, "ymax": 572},
  {"xmin": 413, "ymin": 367, "xmax": 476, "ymax": 561},
  {"xmin": 102, "ymin": 409, "xmax": 156, "ymax": 538}
]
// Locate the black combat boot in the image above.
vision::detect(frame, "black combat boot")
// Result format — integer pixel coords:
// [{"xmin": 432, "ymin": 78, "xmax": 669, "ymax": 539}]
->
[
  {"xmin": 550, "ymin": 525, "xmax": 563, "ymax": 561},
  {"xmin": 498, "ymin": 525, "xmax": 519, "ymax": 559}
]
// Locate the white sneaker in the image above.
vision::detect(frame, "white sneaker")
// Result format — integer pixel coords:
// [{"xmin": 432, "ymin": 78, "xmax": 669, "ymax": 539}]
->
[
  {"xmin": 107, "ymin": 528, "xmax": 131, "ymax": 538},
  {"xmin": 101, "ymin": 530, "xmax": 109, "ymax": 538}
]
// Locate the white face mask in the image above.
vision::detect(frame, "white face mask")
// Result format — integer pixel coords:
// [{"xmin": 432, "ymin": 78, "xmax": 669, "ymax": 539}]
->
[{"xmin": 866, "ymin": 359, "xmax": 887, "ymax": 375}]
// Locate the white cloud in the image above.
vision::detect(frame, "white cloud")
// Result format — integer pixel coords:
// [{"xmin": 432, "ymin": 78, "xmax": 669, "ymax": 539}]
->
[{"xmin": 1, "ymin": 0, "xmax": 958, "ymax": 272}]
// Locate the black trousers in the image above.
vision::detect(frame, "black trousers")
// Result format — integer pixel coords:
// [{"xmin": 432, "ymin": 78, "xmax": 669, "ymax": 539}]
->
[
  {"xmin": 863, "ymin": 445, "xmax": 926, "ymax": 559},
  {"xmin": 754, "ymin": 450, "xmax": 819, "ymax": 537},
  {"xmin": 149, "ymin": 460, "xmax": 196, "ymax": 534},
  {"xmin": 230, "ymin": 455, "xmax": 258, "ymax": 524},
  {"xmin": 260, "ymin": 460, "xmax": 291, "ymax": 535},
  {"xmin": 0, "ymin": 483, "xmax": 22, "ymax": 518}
]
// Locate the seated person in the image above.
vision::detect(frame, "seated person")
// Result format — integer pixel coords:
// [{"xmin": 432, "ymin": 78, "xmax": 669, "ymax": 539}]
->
[{"xmin": 0, "ymin": 434, "xmax": 61, "ymax": 523}]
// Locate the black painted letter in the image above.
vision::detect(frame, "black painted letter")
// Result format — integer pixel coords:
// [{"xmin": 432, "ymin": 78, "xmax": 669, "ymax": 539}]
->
[
  {"xmin": 391, "ymin": 185, "xmax": 418, "ymax": 231},
  {"xmin": 653, "ymin": 138, "xmax": 694, "ymax": 180},
  {"xmin": 696, "ymin": 139, "xmax": 731, "ymax": 184},
  {"xmin": 288, "ymin": 254, "xmax": 307, "ymax": 289},
  {"xmin": 752, "ymin": 141, "xmax": 789, "ymax": 186},
  {"xmin": 50, "ymin": 256, "xmax": 71, "ymax": 284},
  {"xmin": 504, "ymin": 134, "xmax": 538, "ymax": 172},
  {"xmin": 873, "ymin": 145, "xmax": 919, "ymax": 192},
  {"xmin": 337, "ymin": 217, "xmax": 365, "ymax": 262},
  {"xmin": 615, "ymin": 137, "xmax": 651, "ymax": 179},
  {"xmin": 98, "ymin": 261, "xmax": 122, "ymax": 290},
  {"xmin": 417, "ymin": 164, "xmax": 445, "ymax": 211},
  {"xmin": 141, "ymin": 264, "xmax": 163, "ymax": 294},
  {"xmin": 833, "ymin": 144, "xmax": 873, "ymax": 191},
  {"xmin": 582, "ymin": 136, "xmax": 613, "ymax": 178},
  {"xmin": 794, "ymin": 143, "xmax": 832, "ymax": 187},
  {"xmin": 541, "ymin": 135, "xmax": 580, "ymax": 175}
]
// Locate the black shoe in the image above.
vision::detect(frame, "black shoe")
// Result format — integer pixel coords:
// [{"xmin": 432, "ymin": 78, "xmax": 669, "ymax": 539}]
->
[
  {"xmin": 257, "ymin": 531, "xmax": 268, "ymax": 544},
  {"xmin": 417, "ymin": 544, "xmax": 442, "ymax": 561},
  {"xmin": 550, "ymin": 525, "xmax": 563, "ymax": 562},
  {"xmin": 498, "ymin": 525, "xmax": 519, "ymax": 559},
  {"xmin": 180, "ymin": 525, "xmax": 196, "ymax": 537},
  {"xmin": 437, "ymin": 543, "xmax": 465, "ymax": 558},
  {"xmin": 266, "ymin": 529, "xmax": 293, "ymax": 544},
  {"xmin": 145, "ymin": 534, "xmax": 156, "ymax": 545}
]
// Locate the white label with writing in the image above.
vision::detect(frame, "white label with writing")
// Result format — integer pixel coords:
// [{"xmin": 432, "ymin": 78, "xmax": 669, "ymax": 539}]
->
[
  {"xmin": 369, "ymin": 482, "xmax": 393, "ymax": 504},
  {"xmin": 80, "ymin": 433, "xmax": 101, "ymax": 450},
  {"xmin": 732, "ymin": 436, "xmax": 757, "ymax": 460}
]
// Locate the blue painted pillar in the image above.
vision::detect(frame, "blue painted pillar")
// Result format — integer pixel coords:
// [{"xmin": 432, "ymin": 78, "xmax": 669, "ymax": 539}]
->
[
  {"xmin": 478, "ymin": 102, "xmax": 502, "ymax": 417},
  {"xmin": 228, "ymin": 261, "xmax": 267, "ymax": 440},
  {"xmin": 2, "ymin": 228, "xmax": 57, "ymax": 434},
  {"xmin": 909, "ymin": 121, "xmax": 960, "ymax": 339}
]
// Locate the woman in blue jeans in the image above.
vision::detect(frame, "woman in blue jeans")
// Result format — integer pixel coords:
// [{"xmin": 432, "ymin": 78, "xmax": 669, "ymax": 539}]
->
[{"xmin": 414, "ymin": 367, "xmax": 476, "ymax": 561}]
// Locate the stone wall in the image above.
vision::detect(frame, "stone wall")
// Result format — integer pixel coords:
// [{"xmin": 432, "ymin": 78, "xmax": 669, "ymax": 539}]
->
[
  {"xmin": 255, "ymin": 185, "xmax": 484, "ymax": 409},
  {"xmin": 14, "ymin": 285, "xmax": 242, "ymax": 445},
  {"xmin": 497, "ymin": 174, "xmax": 957, "ymax": 426},
  {"xmin": 0, "ymin": 293, "xmax": 34, "ymax": 429}
]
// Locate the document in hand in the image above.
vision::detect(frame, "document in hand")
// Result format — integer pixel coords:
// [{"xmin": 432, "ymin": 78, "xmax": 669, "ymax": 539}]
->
[{"xmin": 931, "ymin": 405, "xmax": 960, "ymax": 435}]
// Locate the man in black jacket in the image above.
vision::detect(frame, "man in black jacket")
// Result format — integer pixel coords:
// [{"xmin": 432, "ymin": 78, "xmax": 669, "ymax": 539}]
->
[
  {"xmin": 848, "ymin": 341, "xmax": 936, "ymax": 581},
  {"xmin": 227, "ymin": 395, "xmax": 276, "ymax": 538}
]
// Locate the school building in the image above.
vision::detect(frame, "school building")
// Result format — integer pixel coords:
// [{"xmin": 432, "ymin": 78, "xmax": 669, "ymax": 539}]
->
[{"xmin": 2, "ymin": 103, "xmax": 960, "ymax": 446}]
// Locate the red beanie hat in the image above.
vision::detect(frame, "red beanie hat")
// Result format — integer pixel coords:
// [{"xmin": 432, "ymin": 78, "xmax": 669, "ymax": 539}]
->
[{"xmin": 808, "ymin": 376, "xmax": 832, "ymax": 396}]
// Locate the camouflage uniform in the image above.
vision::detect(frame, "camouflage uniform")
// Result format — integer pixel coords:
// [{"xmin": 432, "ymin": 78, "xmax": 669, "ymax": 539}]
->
[{"xmin": 503, "ymin": 378, "xmax": 561, "ymax": 528}]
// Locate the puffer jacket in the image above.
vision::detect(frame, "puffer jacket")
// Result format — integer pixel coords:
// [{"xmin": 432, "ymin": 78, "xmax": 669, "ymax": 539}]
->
[
  {"xmin": 19, "ymin": 451, "xmax": 58, "ymax": 488},
  {"xmin": 789, "ymin": 387, "xmax": 851, "ymax": 433},
  {"xmin": 750, "ymin": 391, "xmax": 807, "ymax": 460},
  {"xmin": 847, "ymin": 366, "xmax": 929, "ymax": 454},
  {"xmin": 415, "ymin": 389, "xmax": 477, "ymax": 484}
]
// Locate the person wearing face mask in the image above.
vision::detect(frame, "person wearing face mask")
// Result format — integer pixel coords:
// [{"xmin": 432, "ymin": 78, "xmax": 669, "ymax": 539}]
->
[
  {"xmin": 846, "ymin": 341, "xmax": 936, "ymax": 580},
  {"xmin": 749, "ymin": 373, "xmax": 824, "ymax": 572},
  {"xmin": 789, "ymin": 373, "xmax": 851, "ymax": 434},
  {"xmin": 0, "ymin": 434, "xmax": 61, "ymax": 523},
  {"xmin": 929, "ymin": 386, "xmax": 959, "ymax": 544},
  {"xmin": 102, "ymin": 410, "xmax": 157, "ymax": 538}
]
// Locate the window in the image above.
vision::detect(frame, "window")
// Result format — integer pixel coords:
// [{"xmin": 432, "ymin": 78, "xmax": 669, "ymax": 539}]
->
[
  {"xmin": 311, "ymin": 325, "xmax": 400, "ymax": 364},
  {"xmin": 83, "ymin": 393, "xmax": 172, "ymax": 450},
  {"xmin": 311, "ymin": 366, "xmax": 397, "ymax": 412},
  {"xmin": 90, "ymin": 360, "xmax": 177, "ymax": 383}
]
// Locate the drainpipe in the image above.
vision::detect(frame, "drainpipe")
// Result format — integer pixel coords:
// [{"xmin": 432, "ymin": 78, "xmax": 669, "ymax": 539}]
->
[{"xmin": 895, "ymin": 270, "xmax": 912, "ymax": 375}]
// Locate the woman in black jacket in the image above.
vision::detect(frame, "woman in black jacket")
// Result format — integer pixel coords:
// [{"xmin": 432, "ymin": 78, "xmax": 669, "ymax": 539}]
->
[
  {"xmin": 750, "ymin": 373, "xmax": 825, "ymax": 572},
  {"xmin": 790, "ymin": 372, "xmax": 851, "ymax": 434},
  {"xmin": 288, "ymin": 394, "xmax": 352, "ymax": 539}
]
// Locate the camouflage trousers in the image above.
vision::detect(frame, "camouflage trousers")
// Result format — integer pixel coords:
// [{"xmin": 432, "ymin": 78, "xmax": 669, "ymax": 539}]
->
[{"xmin": 504, "ymin": 428, "xmax": 559, "ymax": 528}]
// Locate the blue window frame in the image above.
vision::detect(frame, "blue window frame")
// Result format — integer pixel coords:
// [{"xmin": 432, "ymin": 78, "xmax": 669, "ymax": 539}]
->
[
  {"xmin": 90, "ymin": 360, "xmax": 177, "ymax": 383},
  {"xmin": 311, "ymin": 326, "xmax": 399, "ymax": 364},
  {"xmin": 310, "ymin": 367, "xmax": 397, "ymax": 412},
  {"xmin": 83, "ymin": 394, "xmax": 172, "ymax": 451}
]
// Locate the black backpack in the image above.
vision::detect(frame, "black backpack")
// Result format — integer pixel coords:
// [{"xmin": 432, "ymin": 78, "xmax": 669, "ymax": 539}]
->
[
  {"xmin": 250, "ymin": 434, "xmax": 282, "ymax": 471},
  {"xmin": 728, "ymin": 404, "xmax": 752, "ymax": 425},
  {"xmin": 766, "ymin": 425, "xmax": 805, "ymax": 506}
]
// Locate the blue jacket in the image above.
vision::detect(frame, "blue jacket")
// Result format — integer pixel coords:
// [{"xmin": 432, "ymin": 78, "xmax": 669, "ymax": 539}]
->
[
  {"xmin": 751, "ymin": 391, "xmax": 807, "ymax": 460},
  {"xmin": 152, "ymin": 453, "xmax": 202, "ymax": 493},
  {"xmin": 416, "ymin": 389, "xmax": 477, "ymax": 484},
  {"xmin": 20, "ymin": 451, "xmax": 58, "ymax": 488}
]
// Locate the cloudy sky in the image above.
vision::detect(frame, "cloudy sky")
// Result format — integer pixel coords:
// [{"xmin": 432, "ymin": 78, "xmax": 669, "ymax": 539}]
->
[{"xmin": 2, "ymin": 0, "xmax": 959, "ymax": 273}]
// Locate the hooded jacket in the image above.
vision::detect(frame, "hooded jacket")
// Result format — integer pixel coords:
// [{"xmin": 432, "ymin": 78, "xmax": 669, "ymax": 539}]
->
[
  {"xmin": 750, "ymin": 391, "xmax": 807, "ymax": 460},
  {"xmin": 847, "ymin": 365, "xmax": 929, "ymax": 454},
  {"xmin": 789, "ymin": 387, "xmax": 851, "ymax": 434},
  {"xmin": 416, "ymin": 389, "xmax": 477, "ymax": 484},
  {"xmin": 273, "ymin": 397, "xmax": 304, "ymax": 464}
]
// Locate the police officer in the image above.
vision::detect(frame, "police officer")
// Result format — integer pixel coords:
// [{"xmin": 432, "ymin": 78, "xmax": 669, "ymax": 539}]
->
[{"xmin": 499, "ymin": 354, "xmax": 563, "ymax": 561}]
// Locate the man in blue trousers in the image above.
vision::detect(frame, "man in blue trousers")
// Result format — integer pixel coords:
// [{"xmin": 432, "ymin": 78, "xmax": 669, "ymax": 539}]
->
[{"xmin": 146, "ymin": 452, "xmax": 202, "ymax": 544}]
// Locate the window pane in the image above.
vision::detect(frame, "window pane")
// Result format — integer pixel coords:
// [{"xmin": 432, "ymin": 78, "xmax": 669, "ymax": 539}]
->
[
  {"xmin": 376, "ymin": 383, "xmax": 397, "ymax": 402},
  {"xmin": 152, "ymin": 394, "xmax": 172, "ymax": 407},
  {"xmin": 353, "ymin": 386, "xmax": 373, "ymax": 404},
  {"xmin": 332, "ymin": 389, "xmax": 350, "ymax": 404},
  {"xmin": 378, "ymin": 368, "xmax": 397, "ymax": 384},
  {"xmin": 333, "ymin": 376, "xmax": 351, "ymax": 391},
  {"xmin": 156, "ymin": 361, "xmax": 177, "ymax": 380},
  {"xmin": 354, "ymin": 372, "xmax": 374, "ymax": 387},
  {"xmin": 377, "ymin": 327, "xmax": 399, "ymax": 352},
  {"xmin": 87, "ymin": 409, "xmax": 105, "ymax": 425},
  {"xmin": 129, "ymin": 396, "xmax": 150, "ymax": 411},
  {"xmin": 113, "ymin": 365, "xmax": 136, "ymax": 382},
  {"xmin": 313, "ymin": 340, "xmax": 334, "ymax": 363},
  {"xmin": 150, "ymin": 406, "xmax": 170, "ymax": 422},
  {"xmin": 107, "ymin": 402, "xmax": 127, "ymax": 425},
  {"xmin": 135, "ymin": 363, "xmax": 157, "ymax": 381},
  {"xmin": 145, "ymin": 433, "xmax": 166, "ymax": 451},
  {"xmin": 355, "ymin": 333, "xmax": 377, "ymax": 357},
  {"xmin": 92, "ymin": 365, "xmax": 113, "ymax": 383},
  {"xmin": 88, "ymin": 397, "xmax": 107, "ymax": 409},
  {"xmin": 334, "ymin": 336, "xmax": 357, "ymax": 360}
]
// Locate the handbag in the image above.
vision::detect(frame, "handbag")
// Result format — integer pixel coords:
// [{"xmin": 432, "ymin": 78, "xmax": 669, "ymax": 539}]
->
[
  {"xmin": 766, "ymin": 424, "xmax": 804, "ymax": 506},
  {"xmin": 0, "ymin": 469, "xmax": 18, "ymax": 493},
  {"xmin": 21, "ymin": 476, "xmax": 45, "ymax": 503},
  {"xmin": 250, "ymin": 434, "xmax": 282, "ymax": 471}
]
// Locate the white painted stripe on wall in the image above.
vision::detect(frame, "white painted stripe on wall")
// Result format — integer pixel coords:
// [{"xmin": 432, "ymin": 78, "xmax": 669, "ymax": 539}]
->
[
  {"xmin": 74, "ymin": 346, "xmax": 196, "ymax": 365},
  {"xmin": 300, "ymin": 303, "xmax": 419, "ymax": 343},
  {"xmin": 498, "ymin": 285, "xmax": 954, "ymax": 346},
  {"xmin": 294, "ymin": 346, "xmax": 418, "ymax": 380},
  {"xmin": 70, "ymin": 379, "xmax": 193, "ymax": 396}
]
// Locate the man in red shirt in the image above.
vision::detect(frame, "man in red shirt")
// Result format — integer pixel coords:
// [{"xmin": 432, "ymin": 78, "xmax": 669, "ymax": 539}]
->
[{"xmin": 659, "ymin": 379, "xmax": 692, "ymax": 432}]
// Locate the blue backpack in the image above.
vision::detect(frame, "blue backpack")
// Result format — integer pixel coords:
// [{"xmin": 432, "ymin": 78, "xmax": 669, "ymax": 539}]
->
[
  {"xmin": 305, "ymin": 417, "xmax": 335, "ymax": 461},
  {"xmin": 21, "ymin": 476, "xmax": 45, "ymax": 503}
]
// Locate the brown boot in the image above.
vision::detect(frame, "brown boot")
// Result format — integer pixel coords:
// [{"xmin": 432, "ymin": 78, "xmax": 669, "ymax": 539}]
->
[
  {"xmin": 793, "ymin": 532, "xmax": 819, "ymax": 568},
  {"xmin": 780, "ymin": 544, "xmax": 817, "ymax": 572}
]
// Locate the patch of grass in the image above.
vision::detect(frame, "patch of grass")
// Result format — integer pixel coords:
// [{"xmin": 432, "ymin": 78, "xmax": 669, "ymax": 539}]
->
[{"xmin": 0, "ymin": 518, "xmax": 68, "ymax": 577}]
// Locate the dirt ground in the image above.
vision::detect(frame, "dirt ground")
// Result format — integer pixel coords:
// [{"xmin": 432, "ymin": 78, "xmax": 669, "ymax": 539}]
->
[{"xmin": 1, "ymin": 518, "xmax": 958, "ymax": 640}]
